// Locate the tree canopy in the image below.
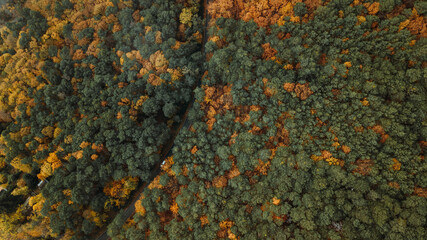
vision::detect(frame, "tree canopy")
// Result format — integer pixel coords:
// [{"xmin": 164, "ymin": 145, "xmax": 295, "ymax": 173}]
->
[{"xmin": 0, "ymin": 0, "xmax": 426, "ymax": 239}]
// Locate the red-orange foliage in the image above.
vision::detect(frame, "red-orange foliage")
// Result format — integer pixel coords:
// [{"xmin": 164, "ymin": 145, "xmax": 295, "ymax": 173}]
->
[
  {"xmin": 294, "ymin": 82, "xmax": 314, "ymax": 100},
  {"xmin": 208, "ymin": 0, "xmax": 323, "ymax": 28},
  {"xmin": 200, "ymin": 215, "xmax": 209, "ymax": 227},
  {"xmin": 135, "ymin": 199, "xmax": 147, "ymax": 216},
  {"xmin": 227, "ymin": 164, "xmax": 241, "ymax": 179},
  {"xmin": 191, "ymin": 145, "xmax": 198, "ymax": 154},
  {"xmin": 341, "ymin": 145, "xmax": 351, "ymax": 154},
  {"xmin": 414, "ymin": 186, "xmax": 427, "ymax": 198},
  {"xmin": 398, "ymin": 8, "xmax": 427, "ymax": 38},
  {"xmin": 352, "ymin": 159, "xmax": 374, "ymax": 176},
  {"xmin": 200, "ymin": 84, "xmax": 233, "ymax": 131},
  {"xmin": 368, "ymin": 125, "xmax": 389, "ymax": 143},
  {"xmin": 261, "ymin": 43, "xmax": 278, "ymax": 60},
  {"xmin": 363, "ymin": 2, "xmax": 380, "ymax": 15},
  {"xmin": 103, "ymin": 176, "xmax": 138, "ymax": 199},
  {"xmin": 212, "ymin": 175, "xmax": 228, "ymax": 188},
  {"xmin": 283, "ymin": 82, "xmax": 314, "ymax": 100}
]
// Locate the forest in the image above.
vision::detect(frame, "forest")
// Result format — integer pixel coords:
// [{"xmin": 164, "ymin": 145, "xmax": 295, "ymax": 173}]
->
[{"xmin": 0, "ymin": 0, "xmax": 426, "ymax": 239}]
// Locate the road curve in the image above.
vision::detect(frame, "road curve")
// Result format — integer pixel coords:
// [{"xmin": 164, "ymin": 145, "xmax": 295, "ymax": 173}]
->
[{"xmin": 95, "ymin": 1, "xmax": 210, "ymax": 239}]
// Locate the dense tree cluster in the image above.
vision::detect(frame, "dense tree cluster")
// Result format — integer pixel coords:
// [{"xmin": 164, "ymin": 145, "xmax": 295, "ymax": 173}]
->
[
  {"xmin": 207, "ymin": 0, "xmax": 324, "ymax": 27},
  {"xmin": 113, "ymin": 0, "xmax": 426, "ymax": 239},
  {"xmin": 0, "ymin": 0, "xmax": 202, "ymax": 238},
  {"xmin": 0, "ymin": 0, "xmax": 426, "ymax": 239}
]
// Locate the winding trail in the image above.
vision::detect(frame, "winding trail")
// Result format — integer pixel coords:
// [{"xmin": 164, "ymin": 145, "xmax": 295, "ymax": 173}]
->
[{"xmin": 95, "ymin": 1, "xmax": 210, "ymax": 239}]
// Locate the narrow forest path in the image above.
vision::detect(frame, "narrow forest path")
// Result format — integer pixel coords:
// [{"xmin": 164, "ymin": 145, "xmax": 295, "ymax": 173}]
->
[{"xmin": 95, "ymin": 1, "xmax": 210, "ymax": 239}]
